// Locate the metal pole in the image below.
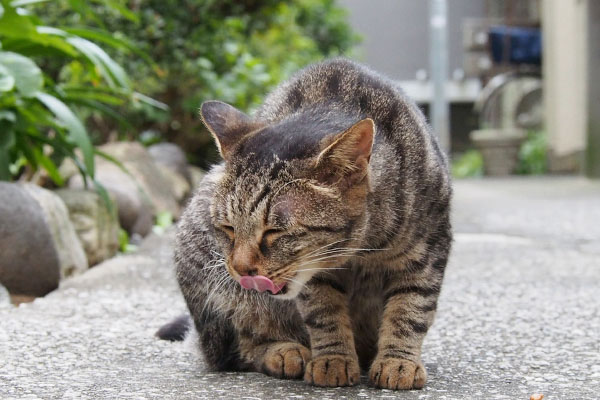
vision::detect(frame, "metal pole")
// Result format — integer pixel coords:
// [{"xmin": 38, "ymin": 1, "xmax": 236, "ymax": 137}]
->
[{"xmin": 429, "ymin": 0, "xmax": 450, "ymax": 154}]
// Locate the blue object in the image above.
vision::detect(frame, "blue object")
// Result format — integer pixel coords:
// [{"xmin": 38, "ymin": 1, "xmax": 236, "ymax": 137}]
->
[{"xmin": 489, "ymin": 26, "xmax": 542, "ymax": 66}]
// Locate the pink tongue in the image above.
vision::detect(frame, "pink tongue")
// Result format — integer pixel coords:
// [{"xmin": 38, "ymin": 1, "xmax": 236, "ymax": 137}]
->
[{"xmin": 239, "ymin": 275, "xmax": 285, "ymax": 294}]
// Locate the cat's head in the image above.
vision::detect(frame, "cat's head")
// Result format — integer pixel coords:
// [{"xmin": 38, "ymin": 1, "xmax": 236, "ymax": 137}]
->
[{"xmin": 201, "ymin": 101, "xmax": 375, "ymax": 299}]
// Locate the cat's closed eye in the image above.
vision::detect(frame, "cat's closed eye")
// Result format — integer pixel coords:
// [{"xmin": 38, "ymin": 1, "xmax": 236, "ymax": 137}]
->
[
  {"xmin": 261, "ymin": 228, "xmax": 284, "ymax": 248},
  {"xmin": 218, "ymin": 224, "xmax": 235, "ymax": 240}
]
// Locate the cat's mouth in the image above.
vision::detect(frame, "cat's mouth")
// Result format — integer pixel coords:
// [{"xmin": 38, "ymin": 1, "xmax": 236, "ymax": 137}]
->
[
  {"xmin": 271, "ymin": 285, "xmax": 288, "ymax": 296},
  {"xmin": 238, "ymin": 275, "xmax": 287, "ymax": 295}
]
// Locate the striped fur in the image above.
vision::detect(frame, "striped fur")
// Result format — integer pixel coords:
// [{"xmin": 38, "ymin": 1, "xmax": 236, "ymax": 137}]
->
[{"xmin": 174, "ymin": 59, "xmax": 452, "ymax": 390}]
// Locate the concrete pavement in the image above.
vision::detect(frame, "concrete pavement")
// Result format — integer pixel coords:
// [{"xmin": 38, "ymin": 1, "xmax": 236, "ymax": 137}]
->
[{"xmin": 1, "ymin": 177, "xmax": 599, "ymax": 399}]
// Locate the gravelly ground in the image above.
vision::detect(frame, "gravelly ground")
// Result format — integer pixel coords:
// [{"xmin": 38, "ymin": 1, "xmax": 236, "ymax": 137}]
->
[{"xmin": 1, "ymin": 177, "xmax": 599, "ymax": 400}]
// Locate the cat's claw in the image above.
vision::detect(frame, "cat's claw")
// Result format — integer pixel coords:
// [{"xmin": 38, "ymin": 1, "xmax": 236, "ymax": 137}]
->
[
  {"xmin": 261, "ymin": 342, "xmax": 311, "ymax": 379},
  {"xmin": 304, "ymin": 355, "xmax": 360, "ymax": 387},
  {"xmin": 369, "ymin": 358, "xmax": 427, "ymax": 390}
]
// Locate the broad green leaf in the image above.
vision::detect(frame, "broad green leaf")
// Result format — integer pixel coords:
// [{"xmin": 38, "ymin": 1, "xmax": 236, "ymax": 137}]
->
[
  {"xmin": 62, "ymin": 27, "xmax": 153, "ymax": 65},
  {"xmin": 133, "ymin": 92, "xmax": 169, "ymax": 111},
  {"xmin": 16, "ymin": 103, "xmax": 65, "ymax": 134},
  {"xmin": 0, "ymin": 109, "xmax": 16, "ymax": 122},
  {"xmin": 67, "ymin": 98, "xmax": 132, "ymax": 129},
  {"xmin": 66, "ymin": 36, "xmax": 130, "ymax": 89},
  {"xmin": 0, "ymin": 38, "xmax": 75, "ymax": 58},
  {"xmin": 35, "ymin": 26, "xmax": 67, "ymax": 36},
  {"xmin": 33, "ymin": 146, "xmax": 64, "ymax": 185},
  {"xmin": 34, "ymin": 27, "xmax": 131, "ymax": 89},
  {"xmin": 93, "ymin": 179, "xmax": 114, "ymax": 213},
  {"xmin": 0, "ymin": 128, "xmax": 15, "ymax": 180},
  {"xmin": 62, "ymin": 86, "xmax": 126, "ymax": 105},
  {"xmin": 10, "ymin": 0, "xmax": 50, "ymax": 6},
  {"xmin": 0, "ymin": 4, "xmax": 77, "ymax": 56},
  {"xmin": 35, "ymin": 92, "xmax": 95, "ymax": 176},
  {"xmin": 0, "ymin": 64, "xmax": 15, "ymax": 91},
  {"xmin": 89, "ymin": 0, "xmax": 139, "ymax": 23},
  {"xmin": 0, "ymin": 51, "xmax": 43, "ymax": 97},
  {"xmin": 14, "ymin": 129, "xmax": 37, "ymax": 170},
  {"xmin": 69, "ymin": 152, "xmax": 89, "ymax": 187},
  {"xmin": 0, "ymin": 148, "xmax": 10, "ymax": 180},
  {"xmin": 0, "ymin": 2, "xmax": 36, "ymax": 36}
]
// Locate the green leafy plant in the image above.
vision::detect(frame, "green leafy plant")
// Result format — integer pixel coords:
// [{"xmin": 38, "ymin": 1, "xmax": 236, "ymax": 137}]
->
[
  {"xmin": 452, "ymin": 150, "xmax": 484, "ymax": 178},
  {"xmin": 0, "ymin": 0, "xmax": 164, "ymax": 192},
  {"xmin": 118, "ymin": 228, "xmax": 137, "ymax": 253},
  {"xmin": 152, "ymin": 210, "xmax": 173, "ymax": 235},
  {"xmin": 516, "ymin": 130, "xmax": 547, "ymax": 175},
  {"xmin": 42, "ymin": 0, "xmax": 359, "ymax": 167}
]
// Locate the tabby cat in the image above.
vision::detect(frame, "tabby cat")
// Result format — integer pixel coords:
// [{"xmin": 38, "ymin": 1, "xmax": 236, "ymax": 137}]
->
[{"xmin": 164, "ymin": 59, "xmax": 452, "ymax": 390}]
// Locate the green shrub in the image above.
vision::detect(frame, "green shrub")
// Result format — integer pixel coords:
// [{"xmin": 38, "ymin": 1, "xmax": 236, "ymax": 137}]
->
[
  {"xmin": 452, "ymin": 150, "xmax": 484, "ymax": 178},
  {"xmin": 453, "ymin": 130, "xmax": 547, "ymax": 178},
  {"xmin": 516, "ymin": 130, "xmax": 547, "ymax": 175},
  {"xmin": 0, "ymin": 0, "xmax": 162, "ymax": 193},
  {"xmin": 42, "ymin": 0, "xmax": 359, "ymax": 167}
]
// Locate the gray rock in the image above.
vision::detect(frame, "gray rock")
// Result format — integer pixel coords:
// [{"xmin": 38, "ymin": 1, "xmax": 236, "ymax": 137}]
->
[
  {"xmin": 55, "ymin": 189, "xmax": 120, "ymax": 266},
  {"xmin": 100, "ymin": 142, "xmax": 181, "ymax": 218},
  {"xmin": 21, "ymin": 184, "xmax": 88, "ymax": 278},
  {"xmin": 0, "ymin": 283, "xmax": 11, "ymax": 308},
  {"xmin": 148, "ymin": 142, "xmax": 192, "ymax": 185},
  {"xmin": 69, "ymin": 142, "xmax": 180, "ymax": 236},
  {"xmin": 157, "ymin": 164, "xmax": 191, "ymax": 203},
  {"xmin": 0, "ymin": 183, "xmax": 87, "ymax": 296},
  {"xmin": 0, "ymin": 182, "xmax": 59, "ymax": 296},
  {"xmin": 82, "ymin": 165, "xmax": 154, "ymax": 237}
]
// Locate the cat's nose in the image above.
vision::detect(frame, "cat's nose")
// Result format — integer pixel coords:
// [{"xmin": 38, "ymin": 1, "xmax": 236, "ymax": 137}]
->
[
  {"xmin": 231, "ymin": 243, "xmax": 260, "ymax": 276},
  {"xmin": 236, "ymin": 265, "xmax": 258, "ymax": 276}
]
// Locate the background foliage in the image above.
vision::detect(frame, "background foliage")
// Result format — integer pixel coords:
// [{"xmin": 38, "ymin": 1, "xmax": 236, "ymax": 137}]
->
[
  {"xmin": 43, "ymin": 0, "xmax": 359, "ymax": 166},
  {"xmin": 452, "ymin": 130, "xmax": 548, "ymax": 178},
  {"xmin": 0, "ymin": 0, "xmax": 160, "ymax": 191}
]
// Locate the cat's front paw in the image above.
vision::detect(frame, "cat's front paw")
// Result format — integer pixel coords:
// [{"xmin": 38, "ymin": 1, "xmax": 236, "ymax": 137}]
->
[
  {"xmin": 369, "ymin": 358, "xmax": 427, "ymax": 390},
  {"xmin": 261, "ymin": 342, "xmax": 312, "ymax": 379},
  {"xmin": 304, "ymin": 355, "xmax": 360, "ymax": 387}
]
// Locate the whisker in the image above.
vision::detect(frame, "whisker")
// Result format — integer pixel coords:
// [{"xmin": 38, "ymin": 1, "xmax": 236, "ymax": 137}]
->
[
  {"xmin": 270, "ymin": 265, "xmax": 294, "ymax": 281},
  {"xmin": 201, "ymin": 273, "xmax": 231, "ymax": 314},
  {"xmin": 299, "ymin": 252, "xmax": 359, "ymax": 264},
  {"xmin": 282, "ymin": 276, "xmax": 309, "ymax": 291},
  {"xmin": 294, "ymin": 267, "xmax": 349, "ymax": 273},
  {"xmin": 303, "ymin": 239, "xmax": 352, "ymax": 258},
  {"xmin": 300, "ymin": 246, "xmax": 388, "ymax": 263}
]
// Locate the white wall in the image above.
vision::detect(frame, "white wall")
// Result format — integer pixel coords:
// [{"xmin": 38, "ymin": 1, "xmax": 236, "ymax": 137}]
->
[
  {"xmin": 338, "ymin": 0, "xmax": 485, "ymax": 80},
  {"xmin": 543, "ymin": 0, "xmax": 588, "ymax": 170}
]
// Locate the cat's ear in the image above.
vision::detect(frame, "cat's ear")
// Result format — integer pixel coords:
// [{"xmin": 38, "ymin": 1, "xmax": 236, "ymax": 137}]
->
[
  {"xmin": 315, "ymin": 118, "xmax": 375, "ymax": 185},
  {"xmin": 200, "ymin": 101, "xmax": 259, "ymax": 160}
]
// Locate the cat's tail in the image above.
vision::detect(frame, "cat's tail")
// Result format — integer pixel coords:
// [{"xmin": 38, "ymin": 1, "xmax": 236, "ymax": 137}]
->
[{"xmin": 155, "ymin": 314, "xmax": 192, "ymax": 341}]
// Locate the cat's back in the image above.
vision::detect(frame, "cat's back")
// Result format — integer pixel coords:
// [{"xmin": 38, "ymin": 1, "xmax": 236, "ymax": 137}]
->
[
  {"xmin": 256, "ymin": 58, "xmax": 447, "ymax": 174},
  {"xmin": 258, "ymin": 58, "xmax": 449, "ymax": 187},
  {"xmin": 257, "ymin": 60, "xmax": 424, "ymax": 133},
  {"xmin": 255, "ymin": 58, "xmax": 451, "ymax": 252}
]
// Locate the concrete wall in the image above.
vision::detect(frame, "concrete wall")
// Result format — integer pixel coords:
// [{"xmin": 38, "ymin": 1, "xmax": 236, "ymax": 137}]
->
[
  {"xmin": 586, "ymin": 0, "xmax": 600, "ymax": 177},
  {"xmin": 338, "ymin": 0, "xmax": 486, "ymax": 80},
  {"xmin": 543, "ymin": 0, "xmax": 588, "ymax": 172}
]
